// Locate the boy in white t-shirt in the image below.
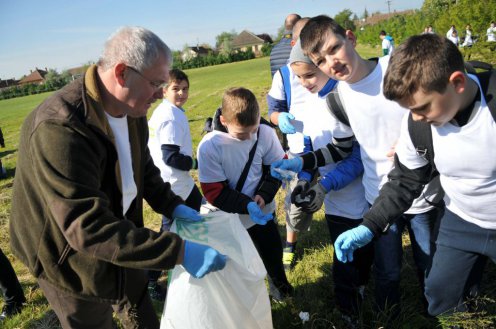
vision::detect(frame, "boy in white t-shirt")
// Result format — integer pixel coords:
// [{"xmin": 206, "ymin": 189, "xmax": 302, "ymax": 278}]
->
[
  {"xmin": 288, "ymin": 41, "xmax": 371, "ymax": 321},
  {"xmin": 379, "ymin": 30, "xmax": 394, "ymax": 55},
  {"xmin": 487, "ymin": 21, "xmax": 496, "ymax": 42},
  {"xmin": 198, "ymin": 87, "xmax": 293, "ymax": 302},
  {"xmin": 339, "ymin": 33, "xmax": 496, "ymax": 317},
  {"xmin": 273, "ymin": 15, "xmax": 444, "ymax": 320},
  {"xmin": 147, "ymin": 69, "xmax": 203, "ymax": 300}
]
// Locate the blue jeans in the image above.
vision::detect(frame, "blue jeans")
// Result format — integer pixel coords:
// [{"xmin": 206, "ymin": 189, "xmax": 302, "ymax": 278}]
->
[
  {"xmin": 425, "ymin": 209, "xmax": 495, "ymax": 316},
  {"xmin": 373, "ymin": 206, "xmax": 443, "ymax": 314}
]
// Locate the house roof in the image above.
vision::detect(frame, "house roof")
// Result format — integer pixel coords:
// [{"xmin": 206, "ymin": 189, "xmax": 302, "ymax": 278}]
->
[
  {"xmin": 0, "ymin": 79, "xmax": 18, "ymax": 88},
  {"xmin": 232, "ymin": 30, "xmax": 267, "ymax": 48},
  {"xmin": 67, "ymin": 65, "xmax": 88, "ymax": 76},
  {"xmin": 188, "ymin": 46, "xmax": 210, "ymax": 55},
  {"xmin": 19, "ymin": 68, "xmax": 48, "ymax": 84}
]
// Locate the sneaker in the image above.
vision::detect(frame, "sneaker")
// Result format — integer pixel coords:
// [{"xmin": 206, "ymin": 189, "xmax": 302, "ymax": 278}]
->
[
  {"xmin": 268, "ymin": 278, "xmax": 294, "ymax": 303},
  {"xmin": 0, "ymin": 302, "xmax": 24, "ymax": 322},
  {"xmin": 282, "ymin": 248, "xmax": 296, "ymax": 271},
  {"xmin": 148, "ymin": 281, "xmax": 166, "ymax": 302}
]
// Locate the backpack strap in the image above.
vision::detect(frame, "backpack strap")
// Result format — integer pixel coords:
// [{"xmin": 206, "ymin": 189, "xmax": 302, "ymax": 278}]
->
[
  {"xmin": 326, "ymin": 88, "xmax": 350, "ymax": 127},
  {"xmin": 279, "ymin": 65, "xmax": 292, "ymax": 108},
  {"xmin": 235, "ymin": 128, "xmax": 260, "ymax": 192},
  {"xmin": 407, "ymin": 114, "xmax": 436, "ymax": 170},
  {"xmin": 475, "ymin": 70, "xmax": 496, "ymax": 122}
]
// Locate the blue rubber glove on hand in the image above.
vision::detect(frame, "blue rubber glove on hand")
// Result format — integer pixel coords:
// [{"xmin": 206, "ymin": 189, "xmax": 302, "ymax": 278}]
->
[
  {"xmin": 334, "ymin": 225, "xmax": 374, "ymax": 263},
  {"xmin": 172, "ymin": 204, "xmax": 203, "ymax": 222},
  {"xmin": 182, "ymin": 240, "xmax": 227, "ymax": 278},
  {"xmin": 278, "ymin": 112, "xmax": 296, "ymax": 134},
  {"xmin": 270, "ymin": 158, "xmax": 303, "ymax": 180},
  {"xmin": 247, "ymin": 202, "xmax": 273, "ymax": 225}
]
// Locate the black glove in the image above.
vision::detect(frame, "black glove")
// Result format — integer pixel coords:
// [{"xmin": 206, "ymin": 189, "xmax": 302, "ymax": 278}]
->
[
  {"xmin": 291, "ymin": 180, "xmax": 310, "ymax": 206},
  {"xmin": 300, "ymin": 182, "xmax": 327, "ymax": 213}
]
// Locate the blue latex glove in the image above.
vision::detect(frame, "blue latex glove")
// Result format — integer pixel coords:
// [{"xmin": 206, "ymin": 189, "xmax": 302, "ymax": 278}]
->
[
  {"xmin": 182, "ymin": 240, "xmax": 227, "ymax": 278},
  {"xmin": 334, "ymin": 225, "xmax": 374, "ymax": 263},
  {"xmin": 278, "ymin": 112, "xmax": 296, "ymax": 134},
  {"xmin": 247, "ymin": 202, "xmax": 273, "ymax": 225},
  {"xmin": 270, "ymin": 158, "xmax": 303, "ymax": 180},
  {"xmin": 172, "ymin": 204, "xmax": 203, "ymax": 222}
]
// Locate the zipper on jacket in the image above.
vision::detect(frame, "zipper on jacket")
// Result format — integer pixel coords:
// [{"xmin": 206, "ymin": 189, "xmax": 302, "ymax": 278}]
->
[{"xmin": 57, "ymin": 244, "xmax": 72, "ymax": 265}]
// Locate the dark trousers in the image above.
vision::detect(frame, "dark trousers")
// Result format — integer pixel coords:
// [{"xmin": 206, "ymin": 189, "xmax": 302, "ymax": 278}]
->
[
  {"xmin": 38, "ymin": 268, "xmax": 159, "ymax": 329},
  {"xmin": 425, "ymin": 209, "xmax": 495, "ymax": 316},
  {"xmin": 148, "ymin": 185, "xmax": 203, "ymax": 282},
  {"xmin": 325, "ymin": 214, "xmax": 374, "ymax": 316},
  {"xmin": 247, "ymin": 219, "xmax": 292, "ymax": 294},
  {"xmin": 0, "ymin": 248, "xmax": 25, "ymax": 306},
  {"xmin": 373, "ymin": 206, "xmax": 443, "ymax": 315}
]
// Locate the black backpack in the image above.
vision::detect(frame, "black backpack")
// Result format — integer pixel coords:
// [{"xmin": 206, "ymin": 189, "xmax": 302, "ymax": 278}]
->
[{"xmin": 326, "ymin": 60, "xmax": 496, "ymax": 171}]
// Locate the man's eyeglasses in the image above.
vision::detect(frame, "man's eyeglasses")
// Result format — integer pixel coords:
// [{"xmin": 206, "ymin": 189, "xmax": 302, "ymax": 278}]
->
[{"xmin": 127, "ymin": 66, "xmax": 167, "ymax": 89}]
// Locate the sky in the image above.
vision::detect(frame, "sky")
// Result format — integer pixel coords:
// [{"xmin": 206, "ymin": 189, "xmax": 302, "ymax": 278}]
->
[{"xmin": 0, "ymin": 0, "xmax": 424, "ymax": 80}]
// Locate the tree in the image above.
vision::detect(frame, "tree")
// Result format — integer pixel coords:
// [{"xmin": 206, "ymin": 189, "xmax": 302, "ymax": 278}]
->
[
  {"xmin": 362, "ymin": 8, "xmax": 369, "ymax": 20},
  {"xmin": 215, "ymin": 30, "xmax": 237, "ymax": 49},
  {"xmin": 334, "ymin": 9, "xmax": 357, "ymax": 31}
]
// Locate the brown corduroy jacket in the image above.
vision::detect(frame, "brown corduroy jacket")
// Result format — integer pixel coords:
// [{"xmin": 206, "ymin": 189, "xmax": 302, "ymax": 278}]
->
[{"xmin": 10, "ymin": 66, "xmax": 183, "ymax": 303}]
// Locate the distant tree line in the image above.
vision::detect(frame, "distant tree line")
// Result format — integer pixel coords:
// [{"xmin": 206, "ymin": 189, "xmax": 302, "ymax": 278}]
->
[
  {"xmin": 354, "ymin": 0, "xmax": 496, "ymax": 63},
  {"xmin": 172, "ymin": 49, "xmax": 256, "ymax": 70},
  {"xmin": 0, "ymin": 69, "xmax": 74, "ymax": 100}
]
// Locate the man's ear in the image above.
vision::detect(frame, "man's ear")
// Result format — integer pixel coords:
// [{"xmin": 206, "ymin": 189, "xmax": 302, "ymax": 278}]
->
[
  {"xmin": 115, "ymin": 63, "xmax": 127, "ymax": 87},
  {"xmin": 449, "ymin": 71, "xmax": 467, "ymax": 94}
]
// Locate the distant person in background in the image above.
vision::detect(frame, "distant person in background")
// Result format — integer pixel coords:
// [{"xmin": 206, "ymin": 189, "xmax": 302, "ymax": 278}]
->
[
  {"xmin": 9, "ymin": 26, "xmax": 226, "ymax": 329},
  {"xmin": 448, "ymin": 29, "xmax": 459, "ymax": 46},
  {"xmin": 446, "ymin": 25, "xmax": 457, "ymax": 39},
  {"xmin": 269, "ymin": 13, "xmax": 301, "ymax": 77},
  {"xmin": 487, "ymin": 21, "xmax": 496, "ymax": 42},
  {"xmin": 0, "ymin": 248, "xmax": 26, "ymax": 322},
  {"xmin": 427, "ymin": 25, "xmax": 435, "ymax": 34},
  {"xmin": 461, "ymin": 24, "xmax": 473, "ymax": 47},
  {"xmin": 0, "ymin": 126, "xmax": 5, "ymax": 178},
  {"xmin": 379, "ymin": 30, "xmax": 394, "ymax": 55}
]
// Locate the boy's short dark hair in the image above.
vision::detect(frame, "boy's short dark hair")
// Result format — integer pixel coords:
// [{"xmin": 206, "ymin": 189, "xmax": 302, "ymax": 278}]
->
[
  {"xmin": 383, "ymin": 33, "xmax": 465, "ymax": 102},
  {"xmin": 300, "ymin": 15, "xmax": 346, "ymax": 57},
  {"xmin": 221, "ymin": 87, "xmax": 260, "ymax": 126},
  {"xmin": 167, "ymin": 68, "xmax": 189, "ymax": 86},
  {"xmin": 379, "ymin": 30, "xmax": 387, "ymax": 36}
]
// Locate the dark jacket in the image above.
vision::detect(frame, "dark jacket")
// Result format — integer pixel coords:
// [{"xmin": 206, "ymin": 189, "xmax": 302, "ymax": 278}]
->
[
  {"xmin": 10, "ymin": 66, "xmax": 184, "ymax": 303},
  {"xmin": 269, "ymin": 32, "xmax": 292, "ymax": 77},
  {"xmin": 362, "ymin": 154, "xmax": 434, "ymax": 235}
]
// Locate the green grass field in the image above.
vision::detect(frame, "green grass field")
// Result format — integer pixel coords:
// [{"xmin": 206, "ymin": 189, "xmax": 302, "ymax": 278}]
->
[{"xmin": 1, "ymin": 47, "xmax": 495, "ymax": 328}]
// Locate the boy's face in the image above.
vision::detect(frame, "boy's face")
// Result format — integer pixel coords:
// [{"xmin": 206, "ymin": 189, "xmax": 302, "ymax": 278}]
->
[
  {"xmin": 308, "ymin": 30, "xmax": 360, "ymax": 83},
  {"xmin": 220, "ymin": 116, "xmax": 259, "ymax": 141},
  {"xmin": 164, "ymin": 79, "xmax": 189, "ymax": 108},
  {"xmin": 398, "ymin": 84, "xmax": 461, "ymax": 127},
  {"xmin": 290, "ymin": 62, "xmax": 328, "ymax": 94}
]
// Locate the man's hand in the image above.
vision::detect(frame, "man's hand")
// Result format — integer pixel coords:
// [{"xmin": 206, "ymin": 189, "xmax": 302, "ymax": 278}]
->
[
  {"xmin": 334, "ymin": 225, "xmax": 374, "ymax": 263},
  {"xmin": 270, "ymin": 158, "xmax": 303, "ymax": 180},
  {"xmin": 182, "ymin": 240, "xmax": 227, "ymax": 278},
  {"xmin": 299, "ymin": 182, "xmax": 327, "ymax": 213},
  {"xmin": 278, "ymin": 112, "xmax": 296, "ymax": 134},
  {"xmin": 172, "ymin": 204, "xmax": 203, "ymax": 222},
  {"xmin": 247, "ymin": 202, "xmax": 273, "ymax": 225}
]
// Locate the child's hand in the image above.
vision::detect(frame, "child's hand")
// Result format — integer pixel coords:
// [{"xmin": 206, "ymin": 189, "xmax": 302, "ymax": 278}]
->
[{"xmin": 253, "ymin": 195, "xmax": 265, "ymax": 209}]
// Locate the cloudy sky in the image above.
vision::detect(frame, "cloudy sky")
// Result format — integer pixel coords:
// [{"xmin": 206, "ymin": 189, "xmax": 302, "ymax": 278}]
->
[{"xmin": 0, "ymin": 0, "xmax": 424, "ymax": 79}]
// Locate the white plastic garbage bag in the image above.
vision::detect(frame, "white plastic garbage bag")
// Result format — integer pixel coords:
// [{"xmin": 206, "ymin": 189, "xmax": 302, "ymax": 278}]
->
[{"xmin": 161, "ymin": 207, "xmax": 273, "ymax": 329}]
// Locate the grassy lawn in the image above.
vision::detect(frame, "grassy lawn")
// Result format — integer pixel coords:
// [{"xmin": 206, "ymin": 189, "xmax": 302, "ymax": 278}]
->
[{"xmin": 0, "ymin": 45, "xmax": 495, "ymax": 328}]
